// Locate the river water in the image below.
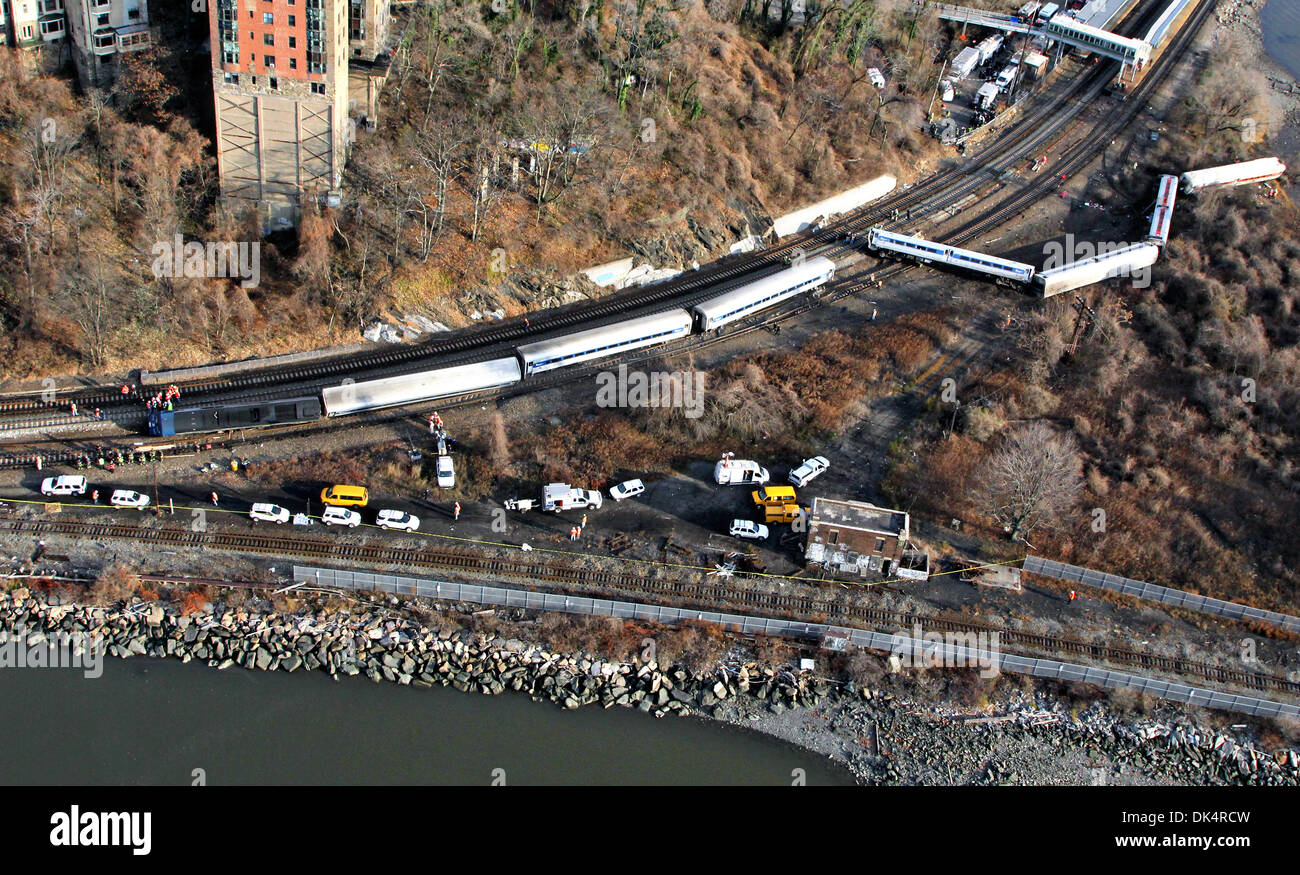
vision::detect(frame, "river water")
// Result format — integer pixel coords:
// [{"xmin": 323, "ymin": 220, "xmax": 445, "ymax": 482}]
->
[
  {"xmin": 0, "ymin": 656, "xmax": 854, "ymax": 785},
  {"xmin": 1262, "ymin": 0, "xmax": 1300, "ymax": 81}
]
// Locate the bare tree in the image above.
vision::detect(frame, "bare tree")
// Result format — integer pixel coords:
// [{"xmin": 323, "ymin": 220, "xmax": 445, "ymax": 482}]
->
[{"xmin": 979, "ymin": 421, "xmax": 1082, "ymax": 543}]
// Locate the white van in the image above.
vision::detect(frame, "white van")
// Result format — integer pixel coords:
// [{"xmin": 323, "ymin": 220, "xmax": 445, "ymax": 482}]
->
[{"xmin": 714, "ymin": 459, "xmax": 769, "ymax": 486}]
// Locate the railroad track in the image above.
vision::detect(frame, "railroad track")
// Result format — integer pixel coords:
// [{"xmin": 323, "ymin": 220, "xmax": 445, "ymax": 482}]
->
[
  {"xmin": 5, "ymin": 514, "xmax": 1294, "ymax": 698},
  {"xmin": 0, "ymin": 0, "xmax": 1176, "ymax": 439}
]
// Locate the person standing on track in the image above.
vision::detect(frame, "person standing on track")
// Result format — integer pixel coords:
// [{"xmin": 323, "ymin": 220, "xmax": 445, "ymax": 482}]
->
[
  {"xmin": 211, "ymin": 492, "xmax": 219, "ymax": 507},
  {"xmin": 453, "ymin": 501, "xmax": 461, "ymax": 521}
]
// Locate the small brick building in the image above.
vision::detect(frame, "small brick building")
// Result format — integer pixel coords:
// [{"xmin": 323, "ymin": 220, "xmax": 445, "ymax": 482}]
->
[{"xmin": 804, "ymin": 497, "xmax": 910, "ymax": 578}]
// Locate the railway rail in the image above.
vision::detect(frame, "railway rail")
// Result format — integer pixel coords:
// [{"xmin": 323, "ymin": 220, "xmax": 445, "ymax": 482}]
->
[{"xmin": 4, "ymin": 514, "xmax": 1294, "ymax": 699}]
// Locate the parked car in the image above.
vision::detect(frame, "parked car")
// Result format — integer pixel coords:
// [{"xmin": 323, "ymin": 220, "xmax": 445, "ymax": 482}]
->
[
  {"xmin": 249, "ymin": 503, "xmax": 291, "ymax": 524},
  {"xmin": 762, "ymin": 503, "xmax": 808, "ymax": 525},
  {"xmin": 322, "ymin": 506, "xmax": 362, "ymax": 527},
  {"xmin": 436, "ymin": 455, "xmax": 455, "ymax": 489},
  {"xmin": 376, "ymin": 509, "xmax": 420, "ymax": 532},
  {"xmin": 319, "ymin": 484, "xmax": 369, "ymax": 507},
  {"xmin": 40, "ymin": 475, "xmax": 87, "ymax": 497},
  {"xmin": 788, "ymin": 456, "xmax": 830, "ymax": 487},
  {"xmin": 752, "ymin": 485, "xmax": 797, "ymax": 508},
  {"xmin": 729, "ymin": 519, "xmax": 769, "ymax": 540},
  {"xmin": 109, "ymin": 490, "xmax": 150, "ymax": 509},
  {"xmin": 609, "ymin": 479, "xmax": 645, "ymax": 501}
]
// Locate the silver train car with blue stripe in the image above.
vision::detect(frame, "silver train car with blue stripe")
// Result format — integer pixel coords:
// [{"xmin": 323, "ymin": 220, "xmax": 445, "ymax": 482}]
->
[
  {"xmin": 690, "ymin": 257, "xmax": 836, "ymax": 331},
  {"xmin": 146, "ymin": 256, "xmax": 839, "ymax": 435},
  {"xmin": 866, "ymin": 227, "xmax": 1035, "ymax": 286}
]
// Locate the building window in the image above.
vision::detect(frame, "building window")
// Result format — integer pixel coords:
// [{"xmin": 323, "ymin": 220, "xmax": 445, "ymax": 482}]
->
[
  {"xmin": 288, "ymin": 36, "xmax": 295, "ymax": 48},
  {"xmin": 21, "ymin": 26, "xmax": 33, "ymax": 40},
  {"xmin": 828, "ymin": 531, "xmax": 838, "ymax": 544},
  {"xmin": 264, "ymin": 55, "xmax": 274, "ymax": 67},
  {"xmin": 874, "ymin": 538, "xmax": 886, "ymax": 554},
  {"xmin": 269, "ymin": 78, "xmax": 278, "ymax": 90},
  {"xmin": 263, "ymin": 33, "xmax": 273, "ymax": 45},
  {"xmin": 128, "ymin": 8, "xmax": 139, "ymax": 18},
  {"xmin": 311, "ymin": 82, "xmax": 325, "ymax": 95},
  {"xmin": 96, "ymin": 13, "xmax": 108, "ymax": 25},
  {"xmin": 288, "ymin": 14, "xmax": 295, "ymax": 25},
  {"xmin": 262, "ymin": 12, "xmax": 272, "ymax": 24},
  {"xmin": 289, "ymin": 57, "xmax": 297, "ymax": 69},
  {"xmin": 223, "ymin": 72, "xmax": 239, "ymax": 84},
  {"xmin": 222, "ymin": 50, "xmax": 238, "ymax": 64}
]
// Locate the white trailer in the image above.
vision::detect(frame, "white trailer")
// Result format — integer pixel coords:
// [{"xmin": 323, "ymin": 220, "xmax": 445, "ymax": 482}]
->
[
  {"xmin": 976, "ymin": 34, "xmax": 1003, "ymax": 64},
  {"xmin": 974, "ymin": 82, "xmax": 1000, "ymax": 111},
  {"xmin": 1179, "ymin": 157, "xmax": 1286, "ymax": 194},
  {"xmin": 950, "ymin": 47, "xmax": 981, "ymax": 78},
  {"xmin": 1035, "ymin": 243, "xmax": 1160, "ymax": 298}
]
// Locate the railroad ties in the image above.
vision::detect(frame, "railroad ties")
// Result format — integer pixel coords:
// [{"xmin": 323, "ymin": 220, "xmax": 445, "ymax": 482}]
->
[{"xmin": 3, "ymin": 514, "xmax": 1295, "ymax": 699}]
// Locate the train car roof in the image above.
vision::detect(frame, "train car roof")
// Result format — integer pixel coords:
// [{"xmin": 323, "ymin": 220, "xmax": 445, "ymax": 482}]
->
[
  {"xmin": 516, "ymin": 309, "xmax": 693, "ymax": 365},
  {"xmin": 321, "ymin": 357, "xmax": 521, "ymax": 416},
  {"xmin": 691, "ymin": 257, "xmax": 835, "ymax": 322}
]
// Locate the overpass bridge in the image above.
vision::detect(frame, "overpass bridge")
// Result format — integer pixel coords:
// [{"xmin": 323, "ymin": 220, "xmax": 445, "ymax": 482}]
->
[{"xmin": 914, "ymin": 1, "xmax": 1153, "ymax": 72}]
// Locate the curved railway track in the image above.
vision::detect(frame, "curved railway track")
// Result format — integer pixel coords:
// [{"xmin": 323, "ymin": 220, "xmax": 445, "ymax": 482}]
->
[
  {"xmin": 4, "ymin": 514, "xmax": 1292, "ymax": 697},
  {"xmin": 0, "ymin": 0, "xmax": 1178, "ymax": 438}
]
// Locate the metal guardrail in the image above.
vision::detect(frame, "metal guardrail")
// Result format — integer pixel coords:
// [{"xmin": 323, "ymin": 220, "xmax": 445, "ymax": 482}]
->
[
  {"xmin": 295, "ymin": 566, "xmax": 1300, "ymax": 720},
  {"xmin": 1023, "ymin": 556, "xmax": 1300, "ymax": 636}
]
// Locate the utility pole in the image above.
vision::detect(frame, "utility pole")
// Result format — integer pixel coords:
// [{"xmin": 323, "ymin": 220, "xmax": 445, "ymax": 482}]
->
[
  {"xmin": 1067, "ymin": 294, "xmax": 1096, "ymax": 355},
  {"xmin": 927, "ymin": 59, "xmax": 949, "ymax": 122}
]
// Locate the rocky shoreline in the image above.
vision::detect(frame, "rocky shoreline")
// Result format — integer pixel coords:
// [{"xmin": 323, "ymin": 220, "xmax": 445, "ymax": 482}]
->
[{"xmin": 2, "ymin": 585, "xmax": 1297, "ymax": 786}]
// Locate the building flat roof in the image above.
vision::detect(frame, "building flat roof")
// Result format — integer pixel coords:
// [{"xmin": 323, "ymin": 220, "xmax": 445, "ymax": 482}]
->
[{"xmin": 810, "ymin": 497, "xmax": 908, "ymax": 538}]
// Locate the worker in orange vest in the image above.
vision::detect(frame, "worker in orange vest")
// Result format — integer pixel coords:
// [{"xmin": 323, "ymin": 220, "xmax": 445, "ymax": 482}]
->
[
  {"xmin": 453, "ymin": 501, "xmax": 461, "ymax": 521},
  {"xmin": 1068, "ymin": 590, "xmax": 1077, "ymax": 603}
]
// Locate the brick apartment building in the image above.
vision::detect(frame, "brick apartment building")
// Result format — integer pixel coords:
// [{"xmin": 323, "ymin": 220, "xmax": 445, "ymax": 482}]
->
[
  {"xmin": 1, "ymin": 0, "xmax": 151, "ymax": 87},
  {"xmin": 209, "ymin": 0, "xmax": 391, "ymax": 229}
]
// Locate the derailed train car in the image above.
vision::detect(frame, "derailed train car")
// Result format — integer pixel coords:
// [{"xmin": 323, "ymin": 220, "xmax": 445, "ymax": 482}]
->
[
  {"xmin": 690, "ymin": 257, "xmax": 836, "ymax": 331},
  {"xmin": 1180, "ymin": 157, "xmax": 1286, "ymax": 194},
  {"xmin": 320, "ymin": 357, "xmax": 522, "ymax": 417},
  {"xmin": 866, "ymin": 228, "xmax": 1035, "ymax": 286},
  {"xmin": 1146, "ymin": 174, "xmax": 1179, "ymax": 246},
  {"xmin": 148, "ymin": 397, "xmax": 322, "ymax": 436},
  {"xmin": 1035, "ymin": 242, "xmax": 1160, "ymax": 298},
  {"xmin": 516, "ymin": 310, "xmax": 694, "ymax": 376}
]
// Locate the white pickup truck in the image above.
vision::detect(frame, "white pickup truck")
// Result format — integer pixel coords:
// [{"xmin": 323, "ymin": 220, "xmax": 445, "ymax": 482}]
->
[{"xmin": 542, "ymin": 483, "xmax": 603, "ymax": 512}]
